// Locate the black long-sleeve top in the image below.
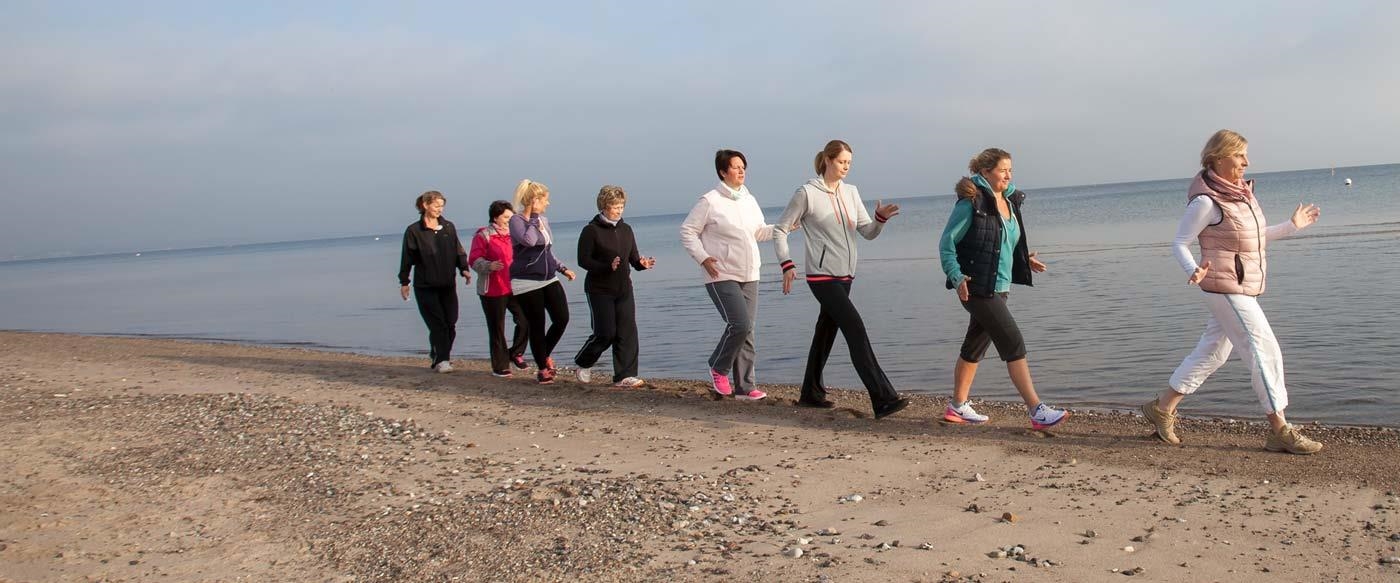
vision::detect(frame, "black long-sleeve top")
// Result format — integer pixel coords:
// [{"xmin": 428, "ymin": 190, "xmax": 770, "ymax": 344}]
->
[
  {"xmin": 398, "ymin": 218, "xmax": 469, "ymax": 287},
  {"xmin": 576, "ymin": 215, "xmax": 648, "ymax": 295}
]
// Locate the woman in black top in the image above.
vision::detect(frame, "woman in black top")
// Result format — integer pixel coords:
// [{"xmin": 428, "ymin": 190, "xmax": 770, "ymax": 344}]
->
[
  {"xmin": 572, "ymin": 185, "xmax": 656, "ymax": 387},
  {"xmin": 398, "ymin": 190, "xmax": 471, "ymax": 373}
]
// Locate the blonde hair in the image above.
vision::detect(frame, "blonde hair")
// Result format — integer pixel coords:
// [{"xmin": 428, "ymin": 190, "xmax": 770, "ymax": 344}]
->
[
  {"xmin": 968, "ymin": 148, "xmax": 1011, "ymax": 175},
  {"xmin": 513, "ymin": 179, "xmax": 549, "ymax": 212},
  {"xmin": 596, "ymin": 185, "xmax": 626, "ymax": 210},
  {"xmin": 813, "ymin": 140, "xmax": 852, "ymax": 176},
  {"xmin": 415, "ymin": 190, "xmax": 445, "ymax": 215},
  {"xmin": 1200, "ymin": 129, "xmax": 1248, "ymax": 170}
]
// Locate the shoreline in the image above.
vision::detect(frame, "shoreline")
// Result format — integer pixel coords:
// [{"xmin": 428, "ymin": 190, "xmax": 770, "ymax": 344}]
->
[
  {"xmin": 3, "ymin": 331, "xmax": 1399, "ymax": 582},
  {"xmin": 5, "ymin": 328, "xmax": 1392, "ymax": 432}
]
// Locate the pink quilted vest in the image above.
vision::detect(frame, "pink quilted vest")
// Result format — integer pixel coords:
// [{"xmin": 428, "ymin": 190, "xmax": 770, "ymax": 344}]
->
[{"xmin": 1190, "ymin": 179, "xmax": 1267, "ymax": 296}]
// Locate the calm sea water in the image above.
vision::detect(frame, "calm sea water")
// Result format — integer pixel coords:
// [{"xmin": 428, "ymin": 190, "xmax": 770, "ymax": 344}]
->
[{"xmin": 3, "ymin": 165, "xmax": 1398, "ymax": 426}]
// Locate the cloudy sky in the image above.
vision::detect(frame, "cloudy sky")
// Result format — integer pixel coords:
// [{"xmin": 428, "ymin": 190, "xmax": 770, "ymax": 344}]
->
[{"xmin": 3, "ymin": 1, "xmax": 1398, "ymax": 258}]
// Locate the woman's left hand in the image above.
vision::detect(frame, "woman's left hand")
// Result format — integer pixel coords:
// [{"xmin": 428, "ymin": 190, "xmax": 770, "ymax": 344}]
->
[
  {"xmin": 562, "ymin": 268, "xmax": 577, "ymax": 281},
  {"xmin": 639, "ymin": 257, "xmax": 657, "ymax": 269},
  {"xmin": 1291, "ymin": 203, "xmax": 1321, "ymax": 228},
  {"xmin": 1028, "ymin": 251, "xmax": 1048, "ymax": 273},
  {"xmin": 875, "ymin": 200, "xmax": 900, "ymax": 221}
]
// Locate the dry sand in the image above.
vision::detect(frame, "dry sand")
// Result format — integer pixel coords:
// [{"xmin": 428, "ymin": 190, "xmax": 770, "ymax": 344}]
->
[{"xmin": 1, "ymin": 331, "xmax": 1398, "ymax": 582}]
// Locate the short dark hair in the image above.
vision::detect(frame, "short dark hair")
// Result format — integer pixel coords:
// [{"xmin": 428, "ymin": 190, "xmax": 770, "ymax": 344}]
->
[
  {"xmin": 715, "ymin": 149, "xmax": 747, "ymax": 180},
  {"xmin": 488, "ymin": 200, "xmax": 513, "ymax": 221}
]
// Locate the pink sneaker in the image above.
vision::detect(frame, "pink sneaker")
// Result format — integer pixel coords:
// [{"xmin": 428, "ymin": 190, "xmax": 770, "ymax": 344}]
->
[
  {"xmin": 735, "ymin": 389, "xmax": 767, "ymax": 401},
  {"xmin": 708, "ymin": 369, "xmax": 733, "ymax": 396}
]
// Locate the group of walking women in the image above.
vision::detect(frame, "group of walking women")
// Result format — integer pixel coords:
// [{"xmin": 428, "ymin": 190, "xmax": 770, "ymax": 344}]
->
[{"xmin": 398, "ymin": 129, "xmax": 1325, "ymax": 455}]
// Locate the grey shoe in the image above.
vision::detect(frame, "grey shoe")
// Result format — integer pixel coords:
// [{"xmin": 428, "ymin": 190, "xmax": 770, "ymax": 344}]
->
[
  {"xmin": 1264, "ymin": 424, "xmax": 1323, "ymax": 455},
  {"xmin": 1140, "ymin": 399, "xmax": 1180, "ymax": 444}
]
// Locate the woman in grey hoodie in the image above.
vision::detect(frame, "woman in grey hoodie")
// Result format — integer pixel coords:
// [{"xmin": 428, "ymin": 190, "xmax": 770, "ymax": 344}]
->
[{"xmin": 773, "ymin": 140, "xmax": 909, "ymax": 420}]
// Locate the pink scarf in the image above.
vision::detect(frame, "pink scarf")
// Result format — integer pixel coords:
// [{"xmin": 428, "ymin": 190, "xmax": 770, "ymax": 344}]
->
[{"xmin": 1190, "ymin": 169, "xmax": 1254, "ymax": 203}]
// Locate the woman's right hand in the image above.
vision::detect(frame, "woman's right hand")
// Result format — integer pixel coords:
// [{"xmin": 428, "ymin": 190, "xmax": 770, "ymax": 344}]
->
[
  {"xmin": 489, "ymin": 260, "xmax": 504, "ymax": 272},
  {"xmin": 956, "ymin": 276, "xmax": 970, "ymax": 302},
  {"xmin": 1187, "ymin": 261, "xmax": 1211, "ymax": 285},
  {"xmin": 400, "ymin": 285, "xmax": 410, "ymax": 301},
  {"xmin": 782, "ymin": 269, "xmax": 796, "ymax": 295},
  {"xmin": 701, "ymin": 257, "xmax": 720, "ymax": 278}
]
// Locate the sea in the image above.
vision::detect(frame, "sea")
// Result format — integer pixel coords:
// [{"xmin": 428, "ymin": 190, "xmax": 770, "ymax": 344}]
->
[{"xmin": 3, "ymin": 164, "xmax": 1398, "ymax": 426}]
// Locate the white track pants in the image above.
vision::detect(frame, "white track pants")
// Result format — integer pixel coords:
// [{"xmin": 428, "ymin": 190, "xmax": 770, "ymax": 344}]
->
[{"xmin": 1169, "ymin": 293, "xmax": 1289, "ymax": 414}]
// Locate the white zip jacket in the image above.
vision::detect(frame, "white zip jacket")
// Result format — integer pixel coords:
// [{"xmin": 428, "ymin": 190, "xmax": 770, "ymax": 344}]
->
[
  {"xmin": 773, "ymin": 178, "xmax": 887, "ymax": 278},
  {"xmin": 678, "ymin": 182, "xmax": 775, "ymax": 284}
]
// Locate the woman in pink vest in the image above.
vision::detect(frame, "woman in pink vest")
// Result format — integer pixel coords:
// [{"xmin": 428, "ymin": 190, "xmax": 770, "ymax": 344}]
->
[
  {"xmin": 468, "ymin": 200, "xmax": 530, "ymax": 377},
  {"xmin": 1141, "ymin": 129, "xmax": 1323, "ymax": 454}
]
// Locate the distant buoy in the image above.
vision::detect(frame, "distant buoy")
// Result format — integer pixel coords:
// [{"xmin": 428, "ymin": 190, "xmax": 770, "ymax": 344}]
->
[
  {"xmin": 374, "ymin": 237, "xmax": 381, "ymax": 241},
  {"xmin": 1344, "ymin": 178, "xmax": 1353, "ymax": 186},
  {"xmin": 135, "ymin": 252, "xmax": 141, "ymax": 256}
]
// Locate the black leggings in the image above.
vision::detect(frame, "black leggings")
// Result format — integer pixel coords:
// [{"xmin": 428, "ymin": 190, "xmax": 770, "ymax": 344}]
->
[
  {"xmin": 479, "ymin": 295, "xmax": 528, "ymax": 374},
  {"xmin": 514, "ymin": 281, "xmax": 570, "ymax": 369},
  {"xmin": 413, "ymin": 285, "xmax": 458, "ymax": 366},
  {"xmin": 959, "ymin": 293, "xmax": 1027, "ymax": 362},
  {"xmin": 803, "ymin": 279, "xmax": 900, "ymax": 407}
]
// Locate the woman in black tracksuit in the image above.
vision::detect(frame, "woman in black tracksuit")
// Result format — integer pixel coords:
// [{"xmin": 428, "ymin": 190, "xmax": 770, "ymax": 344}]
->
[
  {"xmin": 398, "ymin": 190, "xmax": 471, "ymax": 373},
  {"xmin": 572, "ymin": 185, "xmax": 656, "ymax": 387}
]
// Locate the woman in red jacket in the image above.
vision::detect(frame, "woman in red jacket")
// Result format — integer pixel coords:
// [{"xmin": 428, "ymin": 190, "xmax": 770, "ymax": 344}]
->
[{"xmin": 468, "ymin": 200, "xmax": 530, "ymax": 377}]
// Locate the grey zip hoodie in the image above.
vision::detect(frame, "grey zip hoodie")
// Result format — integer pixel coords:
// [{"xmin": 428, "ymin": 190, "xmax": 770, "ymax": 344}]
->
[{"xmin": 772, "ymin": 178, "xmax": 889, "ymax": 278}]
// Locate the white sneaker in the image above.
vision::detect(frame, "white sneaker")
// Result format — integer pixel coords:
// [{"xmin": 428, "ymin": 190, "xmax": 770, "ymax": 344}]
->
[
  {"xmin": 576, "ymin": 367, "xmax": 592, "ymax": 383},
  {"xmin": 1029, "ymin": 402, "xmax": 1069, "ymax": 430},
  {"xmin": 434, "ymin": 361, "xmax": 454, "ymax": 374},
  {"xmin": 613, "ymin": 377, "xmax": 645, "ymax": 388},
  {"xmin": 943, "ymin": 401, "xmax": 989, "ymax": 424}
]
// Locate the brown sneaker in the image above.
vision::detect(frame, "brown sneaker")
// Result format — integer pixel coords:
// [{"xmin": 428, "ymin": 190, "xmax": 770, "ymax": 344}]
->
[
  {"xmin": 1140, "ymin": 399, "xmax": 1181, "ymax": 444},
  {"xmin": 1264, "ymin": 424, "xmax": 1323, "ymax": 455}
]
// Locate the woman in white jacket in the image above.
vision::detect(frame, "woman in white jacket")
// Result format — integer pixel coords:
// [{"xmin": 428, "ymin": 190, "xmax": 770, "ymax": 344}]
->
[{"xmin": 679, "ymin": 149, "xmax": 775, "ymax": 400}]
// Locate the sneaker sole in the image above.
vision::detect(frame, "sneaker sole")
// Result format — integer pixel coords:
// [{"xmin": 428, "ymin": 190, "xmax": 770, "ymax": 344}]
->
[
  {"xmin": 734, "ymin": 394, "xmax": 766, "ymax": 401},
  {"xmin": 1031, "ymin": 411, "xmax": 1070, "ymax": 431},
  {"xmin": 942, "ymin": 411, "xmax": 988, "ymax": 424},
  {"xmin": 1264, "ymin": 443, "xmax": 1323, "ymax": 455}
]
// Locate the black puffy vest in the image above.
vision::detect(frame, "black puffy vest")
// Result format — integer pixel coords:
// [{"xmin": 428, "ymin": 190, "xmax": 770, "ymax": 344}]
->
[{"xmin": 944, "ymin": 186, "xmax": 1033, "ymax": 297}]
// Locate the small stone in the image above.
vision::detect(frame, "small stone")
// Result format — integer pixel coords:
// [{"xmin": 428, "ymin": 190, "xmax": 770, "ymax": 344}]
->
[
  {"xmin": 782, "ymin": 547, "xmax": 804, "ymax": 558},
  {"xmin": 845, "ymin": 494, "xmax": 863, "ymax": 503},
  {"xmin": 1001, "ymin": 512, "xmax": 1018, "ymax": 523},
  {"xmin": 918, "ymin": 542, "xmax": 934, "ymax": 550},
  {"xmin": 873, "ymin": 519, "xmax": 889, "ymax": 526},
  {"xmin": 988, "ymin": 550, "xmax": 1007, "ymax": 559},
  {"xmin": 1380, "ymin": 556, "xmax": 1400, "ymax": 565},
  {"xmin": 974, "ymin": 473, "xmax": 986, "ymax": 482},
  {"xmin": 1009, "ymin": 546, "xmax": 1025, "ymax": 557},
  {"xmin": 1123, "ymin": 546, "xmax": 1135, "ymax": 553},
  {"xmin": 947, "ymin": 571, "xmax": 960, "ymax": 578},
  {"xmin": 798, "ymin": 538, "xmax": 812, "ymax": 545},
  {"xmin": 1083, "ymin": 530, "xmax": 1098, "ymax": 538},
  {"xmin": 817, "ymin": 528, "xmax": 841, "ymax": 536},
  {"xmin": 1389, "ymin": 533, "xmax": 1400, "ymax": 542},
  {"xmin": 875, "ymin": 542, "xmax": 893, "ymax": 551}
]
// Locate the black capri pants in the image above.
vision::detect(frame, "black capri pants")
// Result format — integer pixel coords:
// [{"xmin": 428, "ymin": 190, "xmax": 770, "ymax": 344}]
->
[{"xmin": 959, "ymin": 292, "xmax": 1027, "ymax": 363}]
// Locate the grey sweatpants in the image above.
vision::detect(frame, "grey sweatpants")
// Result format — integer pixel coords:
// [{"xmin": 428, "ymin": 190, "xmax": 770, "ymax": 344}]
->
[{"xmin": 705, "ymin": 280, "xmax": 758, "ymax": 394}]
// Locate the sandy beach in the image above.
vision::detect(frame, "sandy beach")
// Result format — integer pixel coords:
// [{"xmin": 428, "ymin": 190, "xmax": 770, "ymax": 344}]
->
[{"xmin": 1, "ymin": 331, "xmax": 1398, "ymax": 582}]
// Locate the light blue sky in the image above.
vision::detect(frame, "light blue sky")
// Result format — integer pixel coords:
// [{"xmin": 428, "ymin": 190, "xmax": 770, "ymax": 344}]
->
[{"xmin": 3, "ymin": 1, "xmax": 1397, "ymax": 258}]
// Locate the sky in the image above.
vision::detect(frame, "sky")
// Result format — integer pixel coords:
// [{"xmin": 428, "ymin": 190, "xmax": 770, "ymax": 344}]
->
[{"xmin": 3, "ymin": 0, "xmax": 1399, "ymax": 258}]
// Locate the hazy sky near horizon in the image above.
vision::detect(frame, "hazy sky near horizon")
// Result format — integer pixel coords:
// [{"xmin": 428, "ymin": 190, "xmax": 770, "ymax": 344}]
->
[{"xmin": 3, "ymin": 1, "xmax": 1398, "ymax": 258}]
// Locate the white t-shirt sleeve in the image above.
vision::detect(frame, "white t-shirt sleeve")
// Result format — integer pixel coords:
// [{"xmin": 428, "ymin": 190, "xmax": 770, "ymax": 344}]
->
[{"xmin": 1172, "ymin": 196, "xmax": 1220, "ymax": 274}]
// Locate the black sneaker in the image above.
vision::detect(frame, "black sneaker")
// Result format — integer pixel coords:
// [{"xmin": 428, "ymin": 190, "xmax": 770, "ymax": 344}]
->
[
  {"xmin": 797, "ymin": 398, "xmax": 836, "ymax": 409},
  {"xmin": 873, "ymin": 398, "xmax": 910, "ymax": 420}
]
